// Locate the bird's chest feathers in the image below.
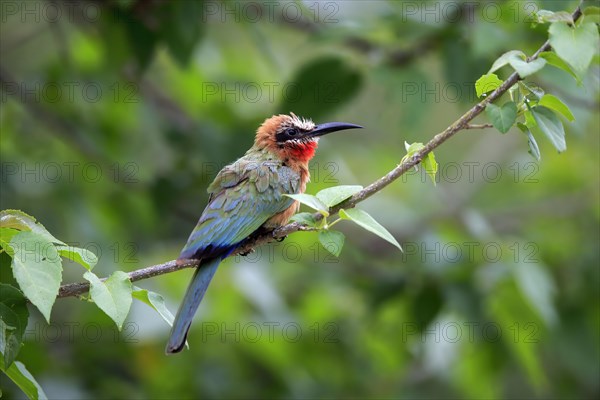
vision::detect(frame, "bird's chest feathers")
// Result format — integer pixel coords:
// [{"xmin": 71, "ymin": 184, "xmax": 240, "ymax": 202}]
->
[{"xmin": 287, "ymin": 141, "xmax": 318, "ymax": 163}]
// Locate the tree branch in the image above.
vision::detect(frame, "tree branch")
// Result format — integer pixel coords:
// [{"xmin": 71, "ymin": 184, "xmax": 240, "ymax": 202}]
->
[
  {"xmin": 465, "ymin": 123, "xmax": 493, "ymax": 130},
  {"xmin": 57, "ymin": 4, "xmax": 584, "ymax": 299}
]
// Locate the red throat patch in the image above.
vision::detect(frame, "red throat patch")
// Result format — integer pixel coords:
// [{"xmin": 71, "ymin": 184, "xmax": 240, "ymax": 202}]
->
[{"xmin": 288, "ymin": 141, "xmax": 318, "ymax": 163}]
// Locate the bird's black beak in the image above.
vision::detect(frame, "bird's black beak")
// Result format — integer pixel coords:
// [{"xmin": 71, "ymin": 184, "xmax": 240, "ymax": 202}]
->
[{"xmin": 308, "ymin": 122, "xmax": 363, "ymax": 138}]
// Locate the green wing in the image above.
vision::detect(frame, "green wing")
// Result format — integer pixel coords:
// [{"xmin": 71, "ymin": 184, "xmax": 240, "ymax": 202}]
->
[{"xmin": 178, "ymin": 158, "xmax": 300, "ymax": 260}]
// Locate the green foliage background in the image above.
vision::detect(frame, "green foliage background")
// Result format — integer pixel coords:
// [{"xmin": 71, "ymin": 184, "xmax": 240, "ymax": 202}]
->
[{"xmin": 1, "ymin": 0, "xmax": 599, "ymax": 398}]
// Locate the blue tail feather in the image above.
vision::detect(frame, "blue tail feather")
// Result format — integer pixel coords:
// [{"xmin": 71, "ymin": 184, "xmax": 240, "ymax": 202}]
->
[{"xmin": 165, "ymin": 257, "xmax": 221, "ymax": 354}]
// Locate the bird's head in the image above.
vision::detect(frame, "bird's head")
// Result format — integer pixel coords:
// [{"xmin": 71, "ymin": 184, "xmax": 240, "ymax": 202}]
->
[{"xmin": 255, "ymin": 113, "xmax": 362, "ymax": 163}]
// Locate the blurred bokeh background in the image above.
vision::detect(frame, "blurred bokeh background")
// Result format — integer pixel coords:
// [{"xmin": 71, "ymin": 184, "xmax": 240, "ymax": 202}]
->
[{"xmin": 1, "ymin": 0, "xmax": 598, "ymax": 398}]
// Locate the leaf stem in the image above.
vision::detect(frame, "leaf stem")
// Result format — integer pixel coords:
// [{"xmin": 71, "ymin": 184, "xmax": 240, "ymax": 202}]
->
[{"xmin": 326, "ymin": 218, "xmax": 343, "ymax": 229}]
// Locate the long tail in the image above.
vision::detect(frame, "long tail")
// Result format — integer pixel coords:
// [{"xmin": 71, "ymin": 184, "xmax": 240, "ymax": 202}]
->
[{"xmin": 165, "ymin": 257, "xmax": 221, "ymax": 354}]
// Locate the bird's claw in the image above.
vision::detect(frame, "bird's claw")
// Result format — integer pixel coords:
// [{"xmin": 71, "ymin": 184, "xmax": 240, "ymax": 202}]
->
[
  {"xmin": 275, "ymin": 235, "xmax": 287, "ymax": 242},
  {"xmin": 239, "ymin": 249, "xmax": 255, "ymax": 256}
]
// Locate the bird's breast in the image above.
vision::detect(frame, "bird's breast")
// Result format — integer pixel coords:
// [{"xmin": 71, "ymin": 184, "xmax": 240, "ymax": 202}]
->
[{"xmin": 287, "ymin": 141, "xmax": 318, "ymax": 163}]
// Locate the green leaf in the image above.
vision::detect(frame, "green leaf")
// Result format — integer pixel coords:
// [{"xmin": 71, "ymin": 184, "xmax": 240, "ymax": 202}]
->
[
  {"xmin": 509, "ymin": 57, "xmax": 546, "ymax": 77},
  {"xmin": 0, "ymin": 318, "xmax": 19, "ymax": 370},
  {"xmin": 524, "ymin": 109, "xmax": 537, "ymax": 128},
  {"xmin": 0, "ymin": 359, "xmax": 48, "ymax": 400},
  {"xmin": 0, "ymin": 284, "xmax": 29, "ymax": 368},
  {"xmin": 538, "ymin": 94, "xmax": 575, "ymax": 122},
  {"xmin": 519, "ymin": 81, "xmax": 544, "ymax": 100},
  {"xmin": 132, "ymin": 287, "xmax": 175, "ymax": 327},
  {"xmin": 475, "ymin": 73, "xmax": 504, "ymax": 97},
  {"xmin": 530, "ymin": 106, "xmax": 566, "ymax": 152},
  {"xmin": 339, "ymin": 208, "xmax": 402, "ymax": 251},
  {"xmin": 0, "ymin": 210, "xmax": 65, "ymax": 245},
  {"xmin": 316, "ymin": 185, "xmax": 363, "ymax": 208},
  {"xmin": 9, "ymin": 231, "xmax": 62, "ymax": 323},
  {"xmin": 0, "ymin": 228, "xmax": 20, "ymax": 254},
  {"xmin": 318, "ymin": 230, "xmax": 345, "ymax": 257},
  {"xmin": 402, "ymin": 142, "xmax": 425, "ymax": 166},
  {"xmin": 284, "ymin": 194, "xmax": 329, "ymax": 216},
  {"xmin": 486, "ymin": 102, "xmax": 518, "ymax": 133},
  {"xmin": 583, "ymin": 7, "xmax": 600, "ymax": 24},
  {"xmin": 527, "ymin": 131, "xmax": 541, "ymax": 161},
  {"xmin": 582, "ymin": 6, "xmax": 600, "ymax": 24},
  {"xmin": 56, "ymin": 245, "xmax": 98, "ymax": 271},
  {"xmin": 488, "ymin": 50, "xmax": 546, "ymax": 78},
  {"xmin": 488, "ymin": 50, "xmax": 525, "ymax": 74},
  {"xmin": 518, "ymin": 123, "xmax": 541, "ymax": 161},
  {"xmin": 289, "ymin": 212, "xmax": 318, "ymax": 227},
  {"xmin": 402, "ymin": 142, "xmax": 437, "ymax": 184},
  {"xmin": 583, "ymin": 6, "xmax": 600, "ymax": 16},
  {"xmin": 538, "ymin": 51, "xmax": 581, "ymax": 83},
  {"xmin": 549, "ymin": 22, "xmax": 599, "ymax": 74},
  {"xmin": 509, "ymin": 84, "xmax": 522, "ymax": 105},
  {"xmin": 533, "ymin": 10, "xmax": 573, "ymax": 24},
  {"xmin": 423, "ymin": 151, "xmax": 438, "ymax": 185},
  {"xmin": 278, "ymin": 57, "xmax": 363, "ymax": 120},
  {"xmin": 404, "ymin": 141, "xmax": 424, "ymax": 157},
  {"xmin": 84, "ymin": 271, "xmax": 132, "ymax": 330}
]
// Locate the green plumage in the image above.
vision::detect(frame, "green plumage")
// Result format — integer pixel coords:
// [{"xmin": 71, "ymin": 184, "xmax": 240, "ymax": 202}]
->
[
  {"xmin": 179, "ymin": 147, "xmax": 301, "ymax": 261},
  {"xmin": 167, "ymin": 147, "xmax": 302, "ymax": 353}
]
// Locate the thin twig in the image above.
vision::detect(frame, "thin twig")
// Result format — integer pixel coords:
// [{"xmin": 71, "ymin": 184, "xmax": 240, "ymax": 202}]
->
[
  {"xmin": 56, "ymin": 3, "xmax": 584, "ymax": 299},
  {"xmin": 465, "ymin": 123, "xmax": 494, "ymax": 129}
]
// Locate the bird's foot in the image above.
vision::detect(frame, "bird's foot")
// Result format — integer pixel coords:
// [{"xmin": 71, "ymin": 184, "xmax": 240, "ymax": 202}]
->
[
  {"xmin": 239, "ymin": 248, "xmax": 255, "ymax": 257},
  {"xmin": 275, "ymin": 235, "xmax": 287, "ymax": 242}
]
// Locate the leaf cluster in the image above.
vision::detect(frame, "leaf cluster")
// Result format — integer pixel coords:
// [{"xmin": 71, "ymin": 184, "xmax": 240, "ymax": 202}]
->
[
  {"xmin": 0, "ymin": 210, "xmax": 173, "ymax": 399},
  {"xmin": 476, "ymin": 9, "xmax": 598, "ymax": 159}
]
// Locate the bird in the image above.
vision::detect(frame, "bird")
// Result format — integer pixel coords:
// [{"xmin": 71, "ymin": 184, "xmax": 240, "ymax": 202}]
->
[{"xmin": 166, "ymin": 112, "xmax": 362, "ymax": 354}]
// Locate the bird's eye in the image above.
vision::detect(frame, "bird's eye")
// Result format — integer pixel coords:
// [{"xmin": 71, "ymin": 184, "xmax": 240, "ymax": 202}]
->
[{"xmin": 286, "ymin": 128, "xmax": 298, "ymax": 136}]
